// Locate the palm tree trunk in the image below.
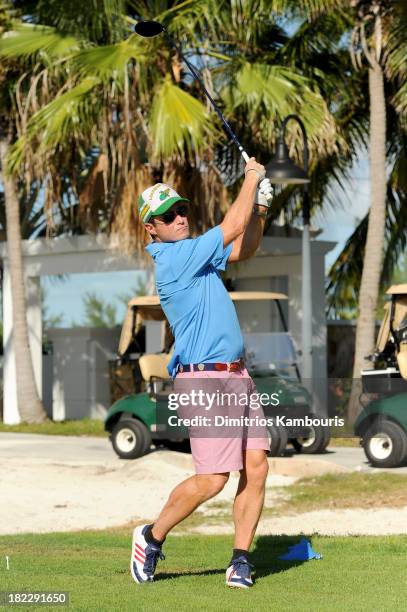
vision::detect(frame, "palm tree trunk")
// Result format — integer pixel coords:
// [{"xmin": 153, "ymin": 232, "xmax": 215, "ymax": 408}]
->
[
  {"xmin": 0, "ymin": 137, "xmax": 47, "ymax": 423},
  {"xmin": 348, "ymin": 61, "xmax": 387, "ymax": 423}
]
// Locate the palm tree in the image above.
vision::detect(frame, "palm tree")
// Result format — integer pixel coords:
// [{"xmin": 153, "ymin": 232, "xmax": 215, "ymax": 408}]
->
[
  {"xmin": 214, "ymin": 6, "xmax": 365, "ymax": 225},
  {"xmin": 0, "ymin": 9, "xmax": 47, "ymax": 421},
  {"xmin": 0, "ymin": 0, "xmax": 131, "ymax": 423},
  {"xmin": 4, "ymin": 0, "xmax": 398, "ymax": 426},
  {"xmin": 345, "ymin": 0, "xmax": 407, "ymax": 420},
  {"xmin": 0, "ymin": 0, "xmax": 130, "ymax": 423},
  {"xmin": 327, "ymin": 2, "xmax": 407, "ymax": 321},
  {"xmin": 0, "ymin": 0, "xmax": 363, "ymax": 429},
  {"xmin": 0, "ymin": 0, "xmax": 340, "ymax": 255},
  {"xmin": 0, "ymin": 143, "xmax": 48, "ymax": 423}
]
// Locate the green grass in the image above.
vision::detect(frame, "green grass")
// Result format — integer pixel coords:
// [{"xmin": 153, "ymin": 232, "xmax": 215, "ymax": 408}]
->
[
  {"xmin": 0, "ymin": 421, "xmax": 362, "ymax": 446},
  {"xmin": 0, "ymin": 419, "xmax": 106, "ymax": 437},
  {"xmin": 269, "ymin": 472, "xmax": 407, "ymax": 515},
  {"xmin": 328, "ymin": 437, "xmax": 360, "ymax": 447},
  {"xmin": 172, "ymin": 472, "xmax": 407, "ymax": 531},
  {"xmin": 0, "ymin": 531, "xmax": 406, "ymax": 611}
]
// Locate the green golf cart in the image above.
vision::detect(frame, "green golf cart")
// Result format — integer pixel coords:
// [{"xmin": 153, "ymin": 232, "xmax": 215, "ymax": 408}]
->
[
  {"xmin": 354, "ymin": 284, "xmax": 407, "ymax": 468},
  {"xmin": 105, "ymin": 291, "xmax": 331, "ymax": 459}
]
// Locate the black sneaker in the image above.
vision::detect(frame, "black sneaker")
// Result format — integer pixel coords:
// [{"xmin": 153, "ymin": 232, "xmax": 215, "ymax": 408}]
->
[{"xmin": 225, "ymin": 556, "xmax": 254, "ymax": 588}]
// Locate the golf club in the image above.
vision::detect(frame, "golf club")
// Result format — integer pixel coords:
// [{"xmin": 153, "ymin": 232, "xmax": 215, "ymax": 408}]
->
[{"xmin": 134, "ymin": 19, "xmax": 272, "ymax": 200}]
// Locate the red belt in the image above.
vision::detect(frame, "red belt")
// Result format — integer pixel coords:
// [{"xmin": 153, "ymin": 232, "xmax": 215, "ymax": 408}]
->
[{"xmin": 178, "ymin": 358, "xmax": 245, "ymax": 373}]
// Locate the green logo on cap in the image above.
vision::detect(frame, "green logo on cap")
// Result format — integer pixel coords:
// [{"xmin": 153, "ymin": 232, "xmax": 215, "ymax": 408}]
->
[{"xmin": 159, "ymin": 188, "xmax": 170, "ymax": 201}]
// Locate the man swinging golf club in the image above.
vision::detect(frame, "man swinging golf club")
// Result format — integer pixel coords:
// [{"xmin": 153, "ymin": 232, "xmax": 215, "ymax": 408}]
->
[{"xmin": 131, "ymin": 158, "xmax": 273, "ymax": 588}]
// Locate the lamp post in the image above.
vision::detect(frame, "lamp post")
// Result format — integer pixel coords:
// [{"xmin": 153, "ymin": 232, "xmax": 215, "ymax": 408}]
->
[{"xmin": 266, "ymin": 115, "xmax": 312, "ymax": 383}]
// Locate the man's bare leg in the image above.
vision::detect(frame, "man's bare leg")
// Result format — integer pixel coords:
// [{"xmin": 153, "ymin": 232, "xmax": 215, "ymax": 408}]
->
[
  {"xmin": 151, "ymin": 473, "xmax": 229, "ymax": 541},
  {"xmin": 232, "ymin": 449, "xmax": 269, "ymax": 550}
]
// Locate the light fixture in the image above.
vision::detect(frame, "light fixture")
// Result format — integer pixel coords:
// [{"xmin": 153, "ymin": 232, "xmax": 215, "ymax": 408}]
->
[{"xmin": 266, "ymin": 136, "xmax": 309, "ymax": 185}]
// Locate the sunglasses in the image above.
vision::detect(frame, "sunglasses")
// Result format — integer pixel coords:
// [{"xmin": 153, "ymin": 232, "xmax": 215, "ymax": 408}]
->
[{"xmin": 154, "ymin": 204, "xmax": 189, "ymax": 225}]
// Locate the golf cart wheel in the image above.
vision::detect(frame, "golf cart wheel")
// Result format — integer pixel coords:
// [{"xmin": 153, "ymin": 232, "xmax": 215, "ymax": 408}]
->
[
  {"xmin": 111, "ymin": 419, "xmax": 151, "ymax": 459},
  {"xmin": 267, "ymin": 424, "xmax": 288, "ymax": 457},
  {"xmin": 362, "ymin": 419, "xmax": 407, "ymax": 468},
  {"xmin": 291, "ymin": 425, "xmax": 331, "ymax": 454}
]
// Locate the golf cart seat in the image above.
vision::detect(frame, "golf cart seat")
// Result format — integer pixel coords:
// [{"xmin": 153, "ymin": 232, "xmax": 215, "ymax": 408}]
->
[
  {"xmin": 139, "ymin": 353, "xmax": 171, "ymax": 382},
  {"xmin": 362, "ymin": 284, "xmax": 407, "ymax": 391},
  {"xmin": 378, "ymin": 285, "xmax": 407, "ymax": 380},
  {"xmin": 376, "ymin": 287, "xmax": 407, "ymax": 353}
]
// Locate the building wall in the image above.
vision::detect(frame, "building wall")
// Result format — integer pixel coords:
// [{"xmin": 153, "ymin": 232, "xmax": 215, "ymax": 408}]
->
[
  {"xmin": 45, "ymin": 322, "xmax": 166, "ymax": 420},
  {"xmin": 46, "ymin": 327, "xmax": 119, "ymax": 420}
]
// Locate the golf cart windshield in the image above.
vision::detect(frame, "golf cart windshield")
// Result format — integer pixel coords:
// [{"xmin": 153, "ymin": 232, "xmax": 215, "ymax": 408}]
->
[
  {"xmin": 243, "ymin": 332, "xmax": 298, "ymax": 376},
  {"xmin": 119, "ymin": 295, "xmax": 169, "ymax": 356}
]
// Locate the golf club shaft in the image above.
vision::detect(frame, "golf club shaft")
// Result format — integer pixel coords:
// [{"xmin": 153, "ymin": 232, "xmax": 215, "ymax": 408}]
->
[
  {"xmin": 165, "ymin": 32, "xmax": 272, "ymax": 198},
  {"xmin": 165, "ymin": 33, "xmax": 249, "ymax": 159}
]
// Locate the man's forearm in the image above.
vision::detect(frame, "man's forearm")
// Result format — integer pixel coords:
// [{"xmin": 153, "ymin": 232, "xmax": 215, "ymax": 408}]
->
[
  {"xmin": 231, "ymin": 206, "xmax": 267, "ymax": 261},
  {"xmin": 220, "ymin": 158, "xmax": 267, "ymax": 247},
  {"xmin": 222, "ymin": 173, "xmax": 259, "ymax": 233}
]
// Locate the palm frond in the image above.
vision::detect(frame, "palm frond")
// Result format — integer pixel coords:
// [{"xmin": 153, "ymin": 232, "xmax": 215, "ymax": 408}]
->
[
  {"xmin": 71, "ymin": 35, "xmax": 146, "ymax": 80},
  {"xmin": 386, "ymin": 0, "xmax": 407, "ymax": 78},
  {"xmin": 7, "ymin": 76, "xmax": 101, "ymax": 172},
  {"xmin": 327, "ymin": 185, "xmax": 407, "ymax": 318},
  {"xmin": 0, "ymin": 1, "xmax": 16, "ymax": 33},
  {"xmin": 381, "ymin": 188, "xmax": 407, "ymax": 284},
  {"xmin": 35, "ymin": 0, "xmax": 128, "ymax": 44},
  {"xmin": 326, "ymin": 213, "xmax": 368, "ymax": 317},
  {"xmin": 221, "ymin": 61, "xmax": 337, "ymax": 158},
  {"xmin": 149, "ymin": 77, "xmax": 214, "ymax": 159},
  {"xmin": 0, "ymin": 23, "xmax": 80, "ymax": 61},
  {"xmin": 393, "ymin": 81, "xmax": 407, "ymax": 120}
]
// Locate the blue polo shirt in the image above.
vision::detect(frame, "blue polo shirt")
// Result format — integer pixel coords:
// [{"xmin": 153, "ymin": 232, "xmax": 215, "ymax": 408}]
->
[{"xmin": 145, "ymin": 226, "xmax": 244, "ymax": 377}]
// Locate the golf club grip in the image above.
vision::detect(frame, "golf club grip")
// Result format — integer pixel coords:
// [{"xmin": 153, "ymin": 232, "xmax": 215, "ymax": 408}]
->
[
  {"xmin": 261, "ymin": 184, "xmax": 273, "ymax": 202},
  {"xmin": 260, "ymin": 180, "xmax": 273, "ymax": 202}
]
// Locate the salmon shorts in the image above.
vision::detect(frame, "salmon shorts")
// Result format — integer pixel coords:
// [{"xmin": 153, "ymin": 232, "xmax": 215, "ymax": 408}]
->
[{"xmin": 173, "ymin": 368, "xmax": 270, "ymax": 474}]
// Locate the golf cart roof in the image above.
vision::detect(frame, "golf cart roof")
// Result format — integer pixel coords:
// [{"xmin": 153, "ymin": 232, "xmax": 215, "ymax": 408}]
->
[
  {"xmin": 386, "ymin": 284, "xmax": 407, "ymax": 295},
  {"xmin": 126, "ymin": 291, "xmax": 288, "ymax": 307},
  {"xmin": 118, "ymin": 291, "xmax": 288, "ymax": 356}
]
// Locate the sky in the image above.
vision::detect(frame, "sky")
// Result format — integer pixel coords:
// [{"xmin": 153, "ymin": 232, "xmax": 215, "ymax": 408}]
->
[
  {"xmin": 315, "ymin": 154, "xmax": 370, "ymax": 268},
  {"xmin": 42, "ymin": 270, "xmax": 147, "ymax": 327},
  {"xmin": 41, "ymin": 153, "xmax": 371, "ymax": 326}
]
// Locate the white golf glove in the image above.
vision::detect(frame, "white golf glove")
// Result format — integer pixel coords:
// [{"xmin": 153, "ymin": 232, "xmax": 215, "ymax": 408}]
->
[{"xmin": 255, "ymin": 178, "xmax": 273, "ymax": 208}]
